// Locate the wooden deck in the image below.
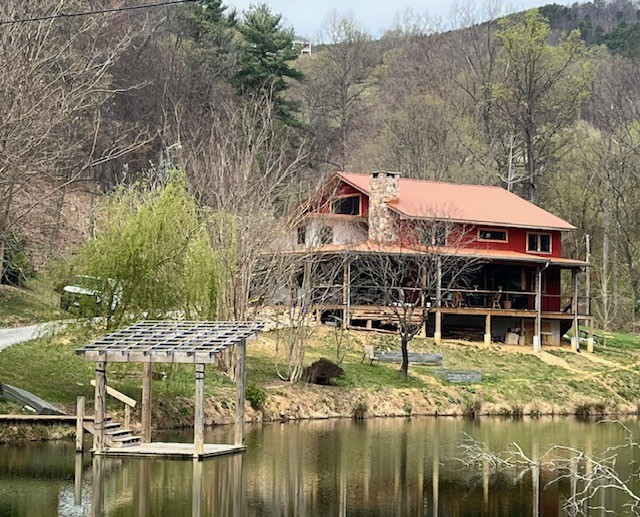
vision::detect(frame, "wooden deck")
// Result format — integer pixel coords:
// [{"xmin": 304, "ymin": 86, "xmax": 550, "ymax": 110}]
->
[{"xmin": 95, "ymin": 442, "xmax": 245, "ymax": 459}]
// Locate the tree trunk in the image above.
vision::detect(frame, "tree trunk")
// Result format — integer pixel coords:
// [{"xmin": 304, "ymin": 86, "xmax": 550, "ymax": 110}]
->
[{"xmin": 400, "ymin": 335, "xmax": 409, "ymax": 377}]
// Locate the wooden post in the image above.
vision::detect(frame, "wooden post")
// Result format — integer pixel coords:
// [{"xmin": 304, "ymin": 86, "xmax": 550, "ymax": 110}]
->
[
  {"xmin": 194, "ymin": 363, "xmax": 205, "ymax": 458},
  {"xmin": 76, "ymin": 396, "xmax": 85, "ymax": 453},
  {"xmin": 435, "ymin": 256, "xmax": 442, "ymax": 307},
  {"xmin": 587, "ymin": 317, "xmax": 595, "ymax": 353},
  {"xmin": 434, "ymin": 310, "xmax": 442, "ymax": 344},
  {"xmin": 192, "ymin": 458, "xmax": 203, "ymax": 517},
  {"xmin": 484, "ymin": 314, "xmax": 491, "ymax": 346},
  {"xmin": 91, "ymin": 456, "xmax": 104, "ymax": 517},
  {"xmin": 141, "ymin": 362, "xmax": 153, "ymax": 443},
  {"xmin": 234, "ymin": 339, "xmax": 247, "ymax": 446},
  {"xmin": 93, "ymin": 361, "xmax": 107, "ymax": 455},
  {"xmin": 533, "ymin": 267, "xmax": 542, "ymax": 353},
  {"xmin": 342, "ymin": 260, "xmax": 351, "ymax": 328},
  {"xmin": 124, "ymin": 405, "xmax": 131, "ymax": 430},
  {"xmin": 585, "ymin": 234, "xmax": 591, "ymax": 316},
  {"xmin": 571, "ymin": 269, "xmax": 579, "ymax": 353},
  {"xmin": 74, "ymin": 453, "xmax": 83, "ymax": 506}
]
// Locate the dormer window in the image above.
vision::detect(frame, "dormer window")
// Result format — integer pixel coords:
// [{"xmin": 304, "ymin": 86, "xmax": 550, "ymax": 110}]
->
[
  {"xmin": 332, "ymin": 195, "xmax": 360, "ymax": 216},
  {"xmin": 478, "ymin": 229, "xmax": 507, "ymax": 242},
  {"xmin": 528, "ymin": 233, "xmax": 551, "ymax": 253}
]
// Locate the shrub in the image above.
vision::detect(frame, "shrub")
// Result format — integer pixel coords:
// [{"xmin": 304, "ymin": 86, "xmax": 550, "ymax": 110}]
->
[
  {"xmin": 305, "ymin": 358, "xmax": 344, "ymax": 386},
  {"xmin": 245, "ymin": 384, "xmax": 267, "ymax": 410},
  {"xmin": 2, "ymin": 233, "xmax": 35, "ymax": 286},
  {"xmin": 352, "ymin": 399, "xmax": 368, "ymax": 420}
]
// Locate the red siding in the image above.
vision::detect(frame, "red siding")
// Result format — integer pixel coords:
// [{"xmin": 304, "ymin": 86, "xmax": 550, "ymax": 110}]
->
[{"xmin": 448, "ymin": 225, "xmax": 562, "ymax": 258}]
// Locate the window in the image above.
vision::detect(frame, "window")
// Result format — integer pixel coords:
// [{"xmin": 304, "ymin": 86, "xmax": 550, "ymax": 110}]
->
[
  {"xmin": 478, "ymin": 229, "xmax": 508, "ymax": 242},
  {"xmin": 319, "ymin": 226, "xmax": 334, "ymax": 245},
  {"xmin": 297, "ymin": 226, "xmax": 306, "ymax": 245},
  {"xmin": 528, "ymin": 233, "xmax": 551, "ymax": 253},
  {"xmin": 332, "ymin": 196, "xmax": 360, "ymax": 215}
]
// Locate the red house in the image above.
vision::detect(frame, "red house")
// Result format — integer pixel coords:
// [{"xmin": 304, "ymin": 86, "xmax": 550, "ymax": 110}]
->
[{"xmin": 290, "ymin": 171, "xmax": 592, "ymax": 351}]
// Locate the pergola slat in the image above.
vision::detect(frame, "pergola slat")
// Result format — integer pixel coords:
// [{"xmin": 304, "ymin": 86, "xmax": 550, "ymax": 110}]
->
[{"xmin": 76, "ymin": 320, "xmax": 265, "ymax": 364}]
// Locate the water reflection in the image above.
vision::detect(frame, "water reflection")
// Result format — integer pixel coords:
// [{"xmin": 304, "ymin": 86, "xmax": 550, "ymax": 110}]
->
[{"xmin": 1, "ymin": 417, "xmax": 639, "ymax": 516}]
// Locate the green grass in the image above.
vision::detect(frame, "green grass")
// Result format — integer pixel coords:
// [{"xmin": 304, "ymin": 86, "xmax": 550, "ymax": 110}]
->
[
  {"xmin": 0, "ymin": 278, "xmax": 65, "ymax": 327},
  {"xmin": 3, "ymin": 323, "xmax": 640, "ymax": 425}
]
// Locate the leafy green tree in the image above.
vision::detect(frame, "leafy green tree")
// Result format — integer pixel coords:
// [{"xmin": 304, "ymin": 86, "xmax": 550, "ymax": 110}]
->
[
  {"xmin": 235, "ymin": 4, "xmax": 303, "ymax": 122},
  {"xmin": 74, "ymin": 170, "xmax": 220, "ymax": 324},
  {"xmin": 494, "ymin": 9, "xmax": 594, "ymax": 201}
]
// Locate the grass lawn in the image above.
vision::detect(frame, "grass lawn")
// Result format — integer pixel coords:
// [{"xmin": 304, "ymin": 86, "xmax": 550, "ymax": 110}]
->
[
  {"xmin": 1, "ymin": 323, "xmax": 640, "ymax": 426},
  {"xmin": 0, "ymin": 279, "xmax": 66, "ymax": 328}
]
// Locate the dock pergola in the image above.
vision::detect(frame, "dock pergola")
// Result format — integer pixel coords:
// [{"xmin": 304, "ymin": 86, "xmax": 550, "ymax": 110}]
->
[{"xmin": 76, "ymin": 320, "xmax": 264, "ymax": 459}]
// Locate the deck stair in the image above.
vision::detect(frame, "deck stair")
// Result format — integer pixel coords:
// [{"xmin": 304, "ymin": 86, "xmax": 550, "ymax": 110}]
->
[{"xmin": 83, "ymin": 417, "xmax": 141, "ymax": 448}]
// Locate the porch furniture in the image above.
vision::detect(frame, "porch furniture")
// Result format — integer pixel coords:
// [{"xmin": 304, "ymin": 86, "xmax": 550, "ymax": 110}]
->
[
  {"xmin": 492, "ymin": 292, "xmax": 502, "ymax": 309},
  {"xmin": 361, "ymin": 345, "xmax": 379, "ymax": 365},
  {"xmin": 453, "ymin": 291, "xmax": 466, "ymax": 308}
]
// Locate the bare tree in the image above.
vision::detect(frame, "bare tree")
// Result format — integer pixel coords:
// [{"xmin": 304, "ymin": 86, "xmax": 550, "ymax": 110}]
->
[
  {"xmin": 0, "ymin": 1, "xmax": 150, "ymax": 273},
  {"xmin": 350, "ymin": 219, "xmax": 480, "ymax": 376},
  {"xmin": 459, "ymin": 420, "xmax": 640, "ymax": 515}
]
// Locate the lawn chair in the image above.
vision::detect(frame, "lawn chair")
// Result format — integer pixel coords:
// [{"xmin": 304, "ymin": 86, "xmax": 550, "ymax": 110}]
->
[
  {"xmin": 361, "ymin": 345, "xmax": 379, "ymax": 366},
  {"xmin": 492, "ymin": 292, "xmax": 502, "ymax": 309},
  {"xmin": 453, "ymin": 291, "xmax": 466, "ymax": 308}
]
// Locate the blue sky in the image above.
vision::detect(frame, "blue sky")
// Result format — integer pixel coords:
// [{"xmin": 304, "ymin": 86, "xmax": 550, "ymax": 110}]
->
[{"xmin": 227, "ymin": 0, "xmax": 565, "ymax": 39}]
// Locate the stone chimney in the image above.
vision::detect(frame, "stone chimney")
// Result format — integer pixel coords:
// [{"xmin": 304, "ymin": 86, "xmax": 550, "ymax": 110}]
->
[{"xmin": 368, "ymin": 171, "xmax": 400, "ymax": 242}]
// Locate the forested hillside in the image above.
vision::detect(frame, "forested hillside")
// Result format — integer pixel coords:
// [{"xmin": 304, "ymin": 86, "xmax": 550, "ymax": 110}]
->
[{"xmin": 3, "ymin": 0, "xmax": 640, "ymax": 332}]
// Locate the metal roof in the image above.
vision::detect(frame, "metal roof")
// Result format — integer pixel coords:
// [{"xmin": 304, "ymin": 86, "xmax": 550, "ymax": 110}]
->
[
  {"xmin": 336, "ymin": 172, "xmax": 576, "ymax": 231},
  {"xmin": 76, "ymin": 320, "xmax": 265, "ymax": 364}
]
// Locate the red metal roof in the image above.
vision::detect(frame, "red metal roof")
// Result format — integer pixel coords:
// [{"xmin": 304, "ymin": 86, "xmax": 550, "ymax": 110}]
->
[{"xmin": 336, "ymin": 172, "xmax": 575, "ymax": 231}]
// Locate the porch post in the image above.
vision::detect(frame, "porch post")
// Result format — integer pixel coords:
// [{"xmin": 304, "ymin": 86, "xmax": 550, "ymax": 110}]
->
[
  {"xmin": 194, "ymin": 363, "xmax": 205, "ymax": 458},
  {"xmin": 587, "ymin": 318, "xmax": 595, "ymax": 353},
  {"xmin": 93, "ymin": 361, "xmax": 107, "ymax": 455},
  {"xmin": 234, "ymin": 338, "xmax": 247, "ymax": 446},
  {"xmin": 434, "ymin": 310, "xmax": 442, "ymax": 343},
  {"xmin": 436, "ymin": 256, "xmax": 442, "ymax": 307},
  {"xmin": 571, "ymin": 269, "xmax": 579, "ymax": 353},
  {"xmin": 141, "ymin": 362, "xmax": 153, "ymax": 443},
  {"xmin": 484, "ymin": 314, "xmax": 491, "ymax": 346},
  {"xmin": 342, "ymin": 259, "xmax": 351, "ymax": 329},
  {"xmin": 533, "ymin": 267, "xmax": 542, "ymax": 353}
]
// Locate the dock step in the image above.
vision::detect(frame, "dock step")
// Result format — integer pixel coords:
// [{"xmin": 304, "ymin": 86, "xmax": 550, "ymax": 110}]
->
[{"xmin": 83, "ymin": 418, "xmax": 142, "ymax": 448}]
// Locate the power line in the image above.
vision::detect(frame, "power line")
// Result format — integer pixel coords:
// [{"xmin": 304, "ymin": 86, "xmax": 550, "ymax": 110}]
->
[{"xmin": 0, "ymin": 0, "xmax": 198, "ymax": 26}]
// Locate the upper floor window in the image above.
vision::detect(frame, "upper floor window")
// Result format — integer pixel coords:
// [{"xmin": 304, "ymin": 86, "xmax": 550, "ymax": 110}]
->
[
  {"xmin": 332, "ymin": 196, "xmax": 360, "ymax": 216},
  {"xmin": 478, "ymin": 229, "xmax": 508, "ymax": 242},
  {"xmin": 528, "ymin": 233, "xmax": 551, "ymax": 253}
]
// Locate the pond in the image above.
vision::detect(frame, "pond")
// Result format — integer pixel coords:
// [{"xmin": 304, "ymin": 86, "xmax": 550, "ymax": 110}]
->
[{"xmin": 1, "ymin": 416, "xmax": 639, "ymax": 516}]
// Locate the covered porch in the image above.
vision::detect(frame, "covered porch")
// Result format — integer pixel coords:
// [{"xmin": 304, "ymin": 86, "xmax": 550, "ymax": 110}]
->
[{"xmin": 268, "ymin": 247, "xmax": 592, "ymax": 352}]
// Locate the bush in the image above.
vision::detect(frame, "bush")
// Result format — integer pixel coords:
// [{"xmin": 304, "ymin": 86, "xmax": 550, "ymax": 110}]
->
[
  {"xmin": 352, "ymin": 399, "xmax": 368, "ymax": 420},
  {"xmin": 305, "ymin": 358, "xmax": 344, "ymax": 386},
  {"xmin": 2, "ymin": 233, "xmax": 35, "ymax": 286},
  {"xmin": 245, "ymin": 384, "xmax": 267, "ymax": 410}
]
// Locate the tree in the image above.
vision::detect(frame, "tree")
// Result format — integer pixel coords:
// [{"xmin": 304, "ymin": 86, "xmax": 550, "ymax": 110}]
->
[
  {"xmin": 73, "ymin": 170, "xmax": 219, "ymax": 324},
  {"xmin": 0, "ymin": 1, "xmax": 149, "ymax": 275},
  {"xmin": 350, "ymin": 220, "xmax": 480, "ymax": 376},
  {"xmin": 235, "ymin": 4, "xmax": 303, "ymax": 123},
  {"xmin": 303, "ymin": 11, "xmax": 375, "ymax": 169},
  {"xmin": 493, "ymin": 9, "xmax": 594, "ymax": 201}
]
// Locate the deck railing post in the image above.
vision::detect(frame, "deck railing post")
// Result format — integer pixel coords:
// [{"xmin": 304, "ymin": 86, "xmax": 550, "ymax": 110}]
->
[{"xmin": 76, "ymin": 396, "xmax": 85, "ymax": 453}]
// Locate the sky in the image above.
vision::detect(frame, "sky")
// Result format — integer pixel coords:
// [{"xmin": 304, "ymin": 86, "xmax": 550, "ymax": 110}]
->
[{"xmin": 227, "ymin": 0, "xmax": 566, "ymax": 39}]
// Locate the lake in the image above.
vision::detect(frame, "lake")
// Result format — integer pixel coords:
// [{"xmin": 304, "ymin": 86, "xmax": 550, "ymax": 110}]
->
[{"xmin": 1, "ymin": 416, "xmax": 639, "ymax": 516}]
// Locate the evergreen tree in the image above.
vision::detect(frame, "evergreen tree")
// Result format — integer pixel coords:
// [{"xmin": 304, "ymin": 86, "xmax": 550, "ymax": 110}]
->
[{"xmin": 235, "ymin": 4, "xmax": 303, "ymax": 123}]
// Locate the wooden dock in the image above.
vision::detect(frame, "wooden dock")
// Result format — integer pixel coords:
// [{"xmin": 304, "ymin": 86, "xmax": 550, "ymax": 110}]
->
[{"xmin": 95, "ymin": 442, "xmax": 245, "ymax": 459}]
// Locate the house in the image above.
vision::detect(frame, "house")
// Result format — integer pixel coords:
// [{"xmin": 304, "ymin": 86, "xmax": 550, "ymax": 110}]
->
[{"xmin": 286, "ymin": 171, "xmax": 592, "ymax": 351}]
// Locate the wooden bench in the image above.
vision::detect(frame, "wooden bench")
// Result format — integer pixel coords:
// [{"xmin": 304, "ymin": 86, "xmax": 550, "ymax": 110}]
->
[
  {"xmin": 435, "ymin": 370, "xmax": 483, "ymax": 384},
  {"xmin": 361, "ymin": 347, "xmax": 443, "ymax": 366}
]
